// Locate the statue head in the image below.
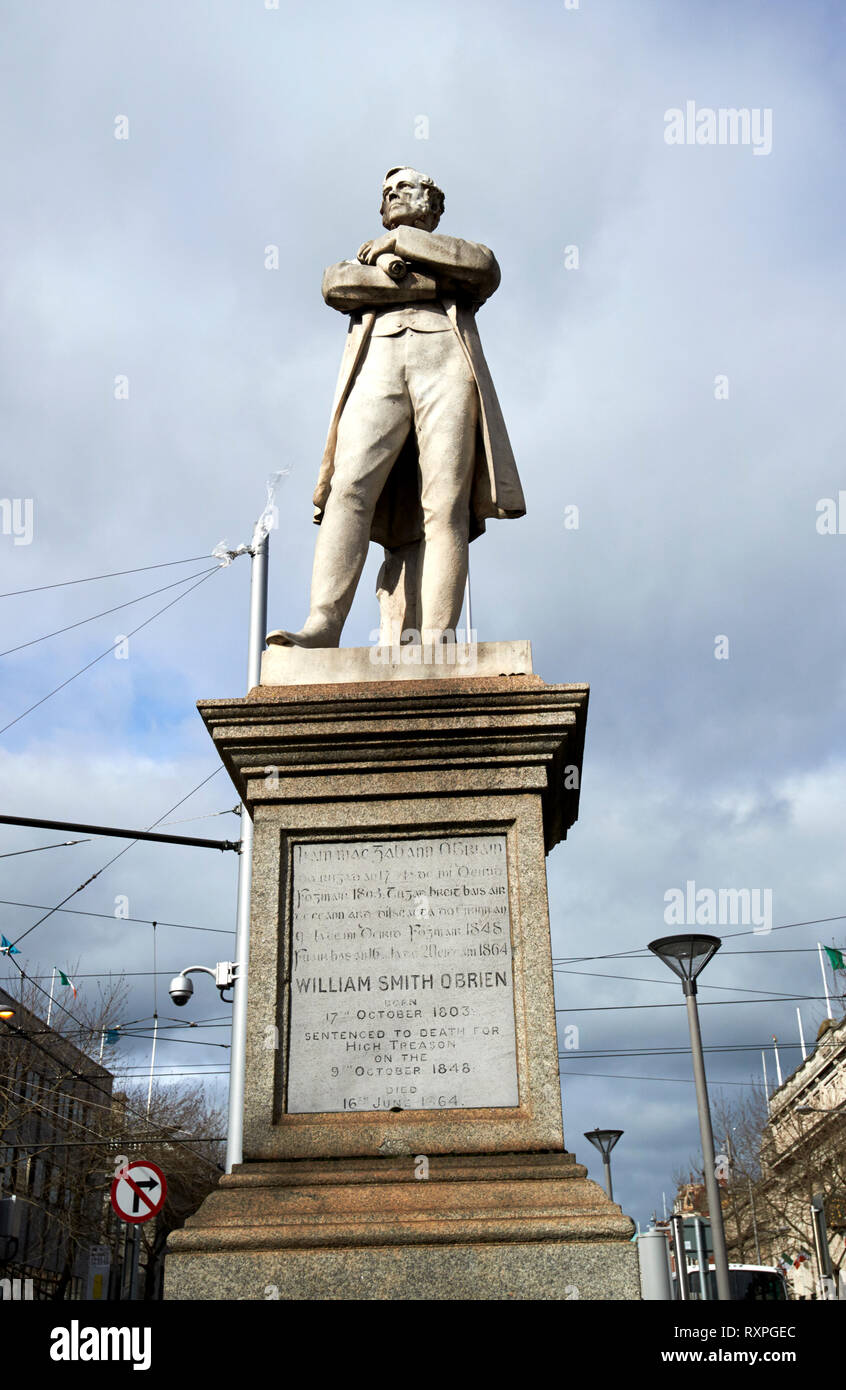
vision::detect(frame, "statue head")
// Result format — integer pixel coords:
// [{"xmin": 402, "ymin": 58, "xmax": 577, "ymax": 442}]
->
[{"xmin": 380, "ymin": 167, "xmax": 445, "ymax": 233}]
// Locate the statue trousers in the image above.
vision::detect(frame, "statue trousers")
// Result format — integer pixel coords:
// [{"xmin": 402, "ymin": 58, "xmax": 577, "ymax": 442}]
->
[{"xmin": 310, "ymin": 326, "xmax": 479, "ymax": 635}]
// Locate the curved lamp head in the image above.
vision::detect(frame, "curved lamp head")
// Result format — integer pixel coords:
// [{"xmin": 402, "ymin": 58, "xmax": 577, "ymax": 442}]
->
[
  {"xmin": 584, "ymin": 1128, "xmax": 624, "ymax": 1160},
  {"xmin": 648, "ymin": 934, "xmax": 721, "ymax": 993}
]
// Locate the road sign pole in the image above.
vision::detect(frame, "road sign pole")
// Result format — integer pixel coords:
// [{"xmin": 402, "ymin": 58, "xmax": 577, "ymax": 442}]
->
[
  {"xmin": 120, "ymin": 1227, "xmax": 132, "ymax": 1300},
  {"xmin": 128, "ymin": 1226, "xmax": 141, "ymax": 1300}
]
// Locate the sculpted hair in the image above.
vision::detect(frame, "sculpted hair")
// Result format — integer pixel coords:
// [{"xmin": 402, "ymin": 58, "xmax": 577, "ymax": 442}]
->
[{"xmin": 381, "ymin": 168, "xmax": 445, "ymax": 228}]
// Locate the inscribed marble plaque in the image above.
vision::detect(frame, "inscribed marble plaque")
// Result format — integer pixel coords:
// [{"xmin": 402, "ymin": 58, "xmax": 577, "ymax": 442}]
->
[{"xmin": 286, "ymin": 836, "xmax": 519, "ymax": 1113}]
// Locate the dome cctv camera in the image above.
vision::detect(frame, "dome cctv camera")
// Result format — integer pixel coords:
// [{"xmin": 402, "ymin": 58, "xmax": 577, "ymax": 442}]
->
[{"xmin": 169, "ymin": 973, "xmax": 194, "ymax": 1006}]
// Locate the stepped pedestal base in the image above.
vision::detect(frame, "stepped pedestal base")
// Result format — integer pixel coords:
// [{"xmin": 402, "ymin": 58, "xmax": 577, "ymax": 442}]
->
[{"xmin": 164, "ymin": 1153, "xmax": 639, "ymax": 1300}]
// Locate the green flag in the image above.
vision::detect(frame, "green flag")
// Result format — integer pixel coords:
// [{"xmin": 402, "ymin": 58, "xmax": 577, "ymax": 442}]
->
[
  {"xmin": 57, "ymin": 969, "xmax": 77, "ymax": 999},
  {"xmin": 824, "ymin": 946, "xmax": 845, "ymax": 972}
]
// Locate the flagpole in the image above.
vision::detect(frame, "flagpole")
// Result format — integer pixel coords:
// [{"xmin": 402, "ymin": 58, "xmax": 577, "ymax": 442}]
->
[
  {"xmin": 772, "ymin": 1036, "xmax": 783, "ymax": 1087},
  {"xmin": 146, "ymin": 1013, "xmax": 159, "ymax": 1119},
  {"xmin": 99, "ymin": 1030, "xmax": 106, "ymax": 1063},
  {"xmin": 46, "ymin": 967, "xmax": 56, "ymax": 1027},
  {"xmin": 797, "ymin": 1007, "xmax": 807, "ymax": 1062},
  {"xmin": 818, "ymin": 942, "xmax": 833, "ymax": 1018}
]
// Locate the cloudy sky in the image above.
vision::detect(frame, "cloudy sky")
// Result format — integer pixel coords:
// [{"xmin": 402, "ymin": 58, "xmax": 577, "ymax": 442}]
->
[{"xmin": 2, "ymin": 0, "xmax": 845, "ymax": 1235}]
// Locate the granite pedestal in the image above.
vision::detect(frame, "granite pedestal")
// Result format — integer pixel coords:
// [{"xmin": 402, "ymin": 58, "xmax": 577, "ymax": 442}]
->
[{"xmin": 164, "ymin": 644, "xmax": 640, "ymax": 1300}]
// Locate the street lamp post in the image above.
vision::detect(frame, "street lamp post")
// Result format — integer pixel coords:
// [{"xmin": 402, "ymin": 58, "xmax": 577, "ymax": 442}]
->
[
  {"xmin": 648, "ymin": 933, "xmax": 732, "ymax": 1302},
  {"xmin": 227, "ymin": 529, "xmax": 269, "ymax": 1173},
  {"xmin": 584, "ymin": 1128, "xmax": 624, "ymax": 1202}
]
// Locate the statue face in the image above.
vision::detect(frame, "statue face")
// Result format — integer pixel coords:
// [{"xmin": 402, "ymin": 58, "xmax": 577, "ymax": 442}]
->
[{"xmin": 380, "ymin": 169, "xmax": 438, "ymax": 231}]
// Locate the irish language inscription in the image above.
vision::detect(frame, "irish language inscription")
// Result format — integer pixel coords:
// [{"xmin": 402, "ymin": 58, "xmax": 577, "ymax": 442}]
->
[{"xmin": 286, "ymin": 835, "xmax": 519, "ymax": 1113}]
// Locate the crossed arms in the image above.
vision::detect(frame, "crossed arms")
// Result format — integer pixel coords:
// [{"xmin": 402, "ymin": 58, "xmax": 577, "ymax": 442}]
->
[{"xmin": 322, "ymin": 226, "xmax": 501, "ymax": 314}]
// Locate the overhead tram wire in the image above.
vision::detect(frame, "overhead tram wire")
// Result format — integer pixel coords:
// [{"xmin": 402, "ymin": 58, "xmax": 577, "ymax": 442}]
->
[
  {"xmin": 553, "ymin": 1069, "xmax": 754, "ymax": 1088},
  {"xmin": 0, "ymin": 1073, "xmax": 218, "ymax": 1139},
  {"xmin": 0, "ymin": 1070, "xmax": 226, "ymax": 1153},
  {"xmin": 0, "ymin": 1060, "xmax": 231, "ymax": 1084},
  {"xmin": 15, "ymin": 1023, "xmax": 810, "ymax": 1054},
  {"xmin": 0, "ymin": 897, "xmax": 234, "ymax": 936},
  {"xmin": 0, "ymin": 1081, "xmax": 152, "ymax": 1152},
  {"xmin": 0, "ymin": 563, "xmax": 221, "ymax": 657},
  {"xmin": 0, "ymin": 973, "xmax": 229, "ymax": 1000},
  {"xmin": 555, "ymin": 992, "xmax": 831, "ymax": 1013},
  {"xmin": 551, "ymin": 911, "xmax": 846, "ymax": 965},
  {"xmin": 0, "ymin": 1069, "xmax": 230, "ymax": 1083},
  {"xmin": 555, "ymin": 1042, "xmax": 807, "ymax": 1058},
  {"xmin": 108, "ymin": 1033, "xmax": 230, "ymax": 1049},
  {"xmin": 5, "ymin": 1137, "xmax": 226, "ymax": 1150},
  {"xmin": 719, "ymin": 947, "xmax": 846, "ymax": 956},
  {"xmin": 0, "ymin": 565, "xmax": 222, "ymax": 737},
  {"xmin": 0, "ymin": 557, "xmax": 239, "ymax": 1151},
  {"xmin": 552, "ymin": 966, "xmax": 823, "ymax": 999},
  {"xmin": 156, "ymin": 806, "xmax": 240, "ymax": 827},
  {"xmin": 551, "ymin": 949, "xmax": 837, "ymax": 967},
  {"xmin": 1, "ymin": 982, "xmax": 228, "ymax": 1161},
  {"xmin": 100, "ymin": 1069, "xmax": 231, "ymax": 1079},
  {"xmin": 0, "ymin": 962, "xmax": 223, "ymax": 1171},
  {"xmin": 12, "ymin": 1017, "xmax": 232, "ymax": 1037},
  {"xmin": 0, "ymin": 839, "xmax": 91, "ymax": 858},
  {"xmin": 0, "ymin": 554, "xmax": 215, "ymax": 599},
  {"xmin": 8, "ymin": 764, "xmax": 223, "ymax": 950}
]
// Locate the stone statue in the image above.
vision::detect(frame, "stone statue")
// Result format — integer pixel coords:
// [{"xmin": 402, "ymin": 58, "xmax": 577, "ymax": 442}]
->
[{"xmin": 267, "ymin": 167, "xmax": 525, "ymax": 650}]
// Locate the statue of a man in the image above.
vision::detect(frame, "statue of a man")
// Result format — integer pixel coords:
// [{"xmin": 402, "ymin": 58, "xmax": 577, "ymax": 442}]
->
[{"xmin": 268, "ymin": 167, "xmax": 525, "ymax": 649}]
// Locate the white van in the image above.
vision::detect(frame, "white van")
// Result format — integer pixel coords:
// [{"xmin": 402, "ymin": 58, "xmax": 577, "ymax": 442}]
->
[{"xmin": 678, "ymin": 1263, "xmax": 790, "ymax": 1301}]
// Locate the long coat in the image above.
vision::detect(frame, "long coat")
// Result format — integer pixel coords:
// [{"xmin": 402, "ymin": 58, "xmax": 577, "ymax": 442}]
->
[{"xmin": 312, "ymin": 226, "xmax": 526, "ymax": 550}]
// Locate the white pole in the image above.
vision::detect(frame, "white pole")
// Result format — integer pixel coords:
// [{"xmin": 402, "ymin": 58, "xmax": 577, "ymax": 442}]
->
[
  {"xmin": 818, "ymin": 943, "xmax": 833, "ymax": 1018},
  {"xmin": 46, "ymin": 967, "xmax": 56, "ymax": 1027},
  {"xmin": 693, "ymin": 1216, "xmax": 710, "ymax": 1300},
  {"xmin": 146, "ymin": 1014, "xmax": 158, "ymax": 1119},
  {"xmin": 772, "ymin": 1036, "xmax": 783, "ymax": 1087},
  {"xmin": 797, "ymin": 1007, "xmax": 807, "ymax": 1061},
  {"xmin": 226, "ymin": 530, "xmax": 268, "ymax": 1172},
  {"xmin": 98, "ymin": 1030, "xmax": 105, "ymax": 1063}
]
